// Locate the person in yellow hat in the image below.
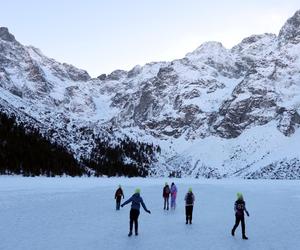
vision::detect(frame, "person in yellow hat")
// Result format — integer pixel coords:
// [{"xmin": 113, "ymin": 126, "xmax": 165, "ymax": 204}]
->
[
  {"xmin": 231, "ymin": 192, "xmax": 250, "ymax": 240},
  {"xmin": 121, "ymin": 188, "xmax": 151, "ymax": 236},
  {"xmin": 184, "ymin": 187, "xmax": 195, "ymax": 224}
]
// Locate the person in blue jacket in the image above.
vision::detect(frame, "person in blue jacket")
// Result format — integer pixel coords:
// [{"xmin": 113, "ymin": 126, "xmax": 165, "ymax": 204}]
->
[{"xmin": 121, "ymin": 188, "xmax": 151, "ymax": 236}]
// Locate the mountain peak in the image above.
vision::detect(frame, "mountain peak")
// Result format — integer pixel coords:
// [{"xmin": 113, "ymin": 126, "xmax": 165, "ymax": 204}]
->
[
  {"xmin": 278, "ymin": 10, "xmax": 300, "ymax": 44},
  {"xmin": 0, "ymin": 27, "xmax": 16, "ymax": 42},
  {"xmin": 186, "ymin": 41, "xmax": 226, "ymax": 58},
  {"xmin": 193, "ymin": 41, "xmax": 225, "ymax": 52}
]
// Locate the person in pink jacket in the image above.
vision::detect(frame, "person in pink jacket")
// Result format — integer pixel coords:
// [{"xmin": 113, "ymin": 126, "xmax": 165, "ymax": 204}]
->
[{"xmin": 170, "ymin": 182, "xmax": 177, "ymax": 209}]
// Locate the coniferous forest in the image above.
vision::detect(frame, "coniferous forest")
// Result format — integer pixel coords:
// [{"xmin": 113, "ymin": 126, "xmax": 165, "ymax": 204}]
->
[
  {"xmin": 84, "ymin": 136, "xmax": 161, "ymax": 177},
  {"xmin": 0, "ymin": 112, "xmax": 160, "ymax": 177},
  {"xmin": 0, "ymin": 112, "xmax": 84, "ymax": 176}
]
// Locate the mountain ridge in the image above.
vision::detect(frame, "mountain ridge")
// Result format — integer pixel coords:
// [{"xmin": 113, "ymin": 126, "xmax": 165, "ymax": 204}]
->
[{"xmin": 1, "ymin": 10, "xmax": 300, "ymax": 178}]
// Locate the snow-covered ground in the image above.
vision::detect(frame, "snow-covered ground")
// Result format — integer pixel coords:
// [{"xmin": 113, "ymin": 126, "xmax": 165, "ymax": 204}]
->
[{"xmin": 0, "ymin": 177, "xmax": 300, "ymax": 250}]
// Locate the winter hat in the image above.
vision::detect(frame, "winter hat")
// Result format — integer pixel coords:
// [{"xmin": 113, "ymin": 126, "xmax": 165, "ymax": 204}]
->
[
  {"xmin": 188, "ymin": 187, "xmax": 192, "ymax": 192},
  {"xmin": 135, "ymin": 188, "xmax": 141, "ymax": 194},
  {"xmin": 237, "ymin": 192, "xmax": 243, "ymax": 200}
]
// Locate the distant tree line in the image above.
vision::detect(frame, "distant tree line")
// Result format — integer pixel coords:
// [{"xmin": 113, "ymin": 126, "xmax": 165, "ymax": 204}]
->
[
  {"xmin": 0, "ymin": 112, "xmax": 84, "ymax": 176},
  {"xmin": 0, "ymin": 112, "xmax": 160, "ymax": 177},
  {"xmin": 83, "ymin": 136, "xmax": 161, "ymax": 177}
]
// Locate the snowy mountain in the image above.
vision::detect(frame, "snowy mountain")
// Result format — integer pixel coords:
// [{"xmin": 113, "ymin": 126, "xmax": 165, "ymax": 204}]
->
[{"xmin": 1, "ymin": 10, "xmax": 300, "ymax": 178}]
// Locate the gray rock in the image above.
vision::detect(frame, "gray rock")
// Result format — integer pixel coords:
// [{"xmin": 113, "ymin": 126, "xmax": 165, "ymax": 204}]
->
[
  {"xmin": 106, "ymin": 69, "xmax": 127, "ymax": 81},
  {"xmin": 279, "ymin": 10, "xmax": 300, "ymax": 44},
  {"xmin": 0, "ymin": 27, "xmax": 16, "ymax": 42},
  {"xmin": 127, "ymin": 65, "xmax": 141, "ymax": 78},
  {"xmin": 62, "ymin": 63, "xmax": 90, "ymax": 81},
  {"xmin": 97, "ymin": 74, "xmax": 107, "ymax": 80}
]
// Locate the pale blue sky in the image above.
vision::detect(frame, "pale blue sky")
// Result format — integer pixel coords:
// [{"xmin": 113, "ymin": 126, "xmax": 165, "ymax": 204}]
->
[{"xmin": 1, "ymin": 0, "xmax": 300, "ymax": 77}]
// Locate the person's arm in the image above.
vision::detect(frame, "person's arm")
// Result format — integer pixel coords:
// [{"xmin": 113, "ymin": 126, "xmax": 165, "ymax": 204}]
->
[
  {"xmin": 234, "ymin": 201, "xmax": 237, "ymax": 213},
  {"xmin": 121, "ymin": 189, "xmax": 124, "ymax": 199},
  {"xmin": 140, "ymin": 198, "xmax": 151, "ymax": 214},
  {"xmin": 244, "ymin": 202, "xmax": 249, "ymax": 216},
  {"xmin": 114, "ymin": 190, "xmax": 118, "ymax": 199},
  {"xmin": 121, "ymin": 196, "xmax": 132, "ymax": 207}
]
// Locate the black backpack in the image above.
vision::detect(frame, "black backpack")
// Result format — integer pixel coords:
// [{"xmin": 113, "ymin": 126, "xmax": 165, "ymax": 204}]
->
[
  {"xmin": 186, "ymin": 192, "xmax": 193, "ymax": 205},
  {"xmin": 236, "ymin": 200, "xmax": 245, "ymax": 211},
  {"xmin": 164, "ymin": 186, "xmax": 170, "ymax": 194}
]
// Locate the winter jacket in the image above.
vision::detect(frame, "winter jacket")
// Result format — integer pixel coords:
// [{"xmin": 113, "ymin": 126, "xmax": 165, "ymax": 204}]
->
[
  {"xmin": 185, "ymin": 192, "xmax": 195, "ymax": 206},
  {"xmin": 234, "ymin": 199, "xmax": 249, "ymax": 217},
  {"xmin": 115, "ymin": 188, "xmax": 124, "ymax": 199},
  {"xmin": 163, "ymin": 185, "xmax": 171, "ymax": 198},
  {"xmin": 171, "ymin": 185, "xmax": 177, "ymax": 198},
  {"xmin": 121, "ymin": 193, "xmax": 149, "ymax": 212}
]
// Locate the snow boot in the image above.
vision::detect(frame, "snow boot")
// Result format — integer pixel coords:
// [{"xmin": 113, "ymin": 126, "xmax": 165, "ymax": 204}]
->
[
  {"xmin": 189, "ymin": 220, "xmax": 192, "ymax": 224},
  {"xmin": 231, "ymin": 229, "xmax": 235, "ymax": 236},
  {"xmin": 242, "ymin": 235, "xmax": 248, "ymax": 240},
  {"xmin": 186, "ymin": 220, "xmax": 188, "ymax": 224},
  {"xmin": 135, "ymin": 232, "xmax": 138, "ymax": 236},
  {"xmin": 128, "ymin": 232, "xmax": 133, "ymax": 237}
]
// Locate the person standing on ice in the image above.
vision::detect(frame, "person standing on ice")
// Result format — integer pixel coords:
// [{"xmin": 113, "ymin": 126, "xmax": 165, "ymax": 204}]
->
[
  {"xmin": 231, "ymin": 192, "xmax": 250, "ymax": 240},
  {"xmin": 184, "ymin": 188, "xmax": 195, "ymax": 224},
  {"xmin": 121, "ymin": 188, "xmax": 151, "ymax": 236},
  {"xmin": 170, "ymin": 182, "xmax": 177, "ymax": 209},
  {"xmin": 114, "ymin": 185, "xmax": 124, "ymax": 210},
  {"xmin": 163, "ymin": 182, "xmax": 171, "ymax": 210}
]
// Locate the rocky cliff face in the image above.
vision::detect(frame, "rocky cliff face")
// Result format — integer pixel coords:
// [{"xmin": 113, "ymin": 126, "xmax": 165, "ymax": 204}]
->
[
  {"xmin": 1, "ymin": 10, "xmax": 300, "ymax": 178},
  {"xmin": 279, "ymin": 10, "xmax": 300, "ymax": 44}
]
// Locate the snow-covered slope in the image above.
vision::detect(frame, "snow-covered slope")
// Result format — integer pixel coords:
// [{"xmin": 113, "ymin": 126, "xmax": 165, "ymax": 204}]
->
[{"xmin": 1, "ymin": 10, "xmax": 300, "ymax": 178}]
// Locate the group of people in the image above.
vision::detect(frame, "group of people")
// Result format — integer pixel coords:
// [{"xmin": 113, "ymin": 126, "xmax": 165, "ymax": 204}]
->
[
  {"xmin": 114, "ymin": 183, "xmax": 249, "ymax": 240},
  {"xmin": 162, "ymin": 182, "xmax": 194, "ymax": 224},
  {"xmin": 162, "ymin": 182, "xmax": 178, "ymax": 210}
]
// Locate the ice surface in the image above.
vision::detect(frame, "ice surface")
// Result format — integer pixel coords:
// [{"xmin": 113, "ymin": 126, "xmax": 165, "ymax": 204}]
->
[{"xmin": 0, "ymin": 177, "xmax": 299, "ymax": 250}]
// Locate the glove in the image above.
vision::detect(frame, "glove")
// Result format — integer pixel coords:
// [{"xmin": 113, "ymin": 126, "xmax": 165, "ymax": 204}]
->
[
  {"xmin": 246, "ymin": 211, "xmax": 249, "ymax": 217},
  {"xmin": 147, "ymin": 210, "xmax": 151, "ymax": 214}
]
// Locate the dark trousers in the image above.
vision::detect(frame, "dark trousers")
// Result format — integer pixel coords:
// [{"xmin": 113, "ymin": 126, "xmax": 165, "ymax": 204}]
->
[
  {"xmin": 116, "ymin": 197, "xmax": 121, "ymax": 210},
  {"xmin": 185, "ymin": 205, "xmax": 193, "ymax": 223},
  {"xmin": 232, "ymin": 214, "xmax": 246, "ymax": 236},
  {"xmin": 164, "ymin": 197, "xmax": 169, "ymax": 209},
  {"xmin": 129, "ymin": 209, "xmax": 140, "ymax": 233}
]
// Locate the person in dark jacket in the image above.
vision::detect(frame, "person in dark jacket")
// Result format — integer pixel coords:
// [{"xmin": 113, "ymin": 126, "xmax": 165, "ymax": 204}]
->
[
  {"xmin": 115, "ymin": 185, "xmax": 124, "ymax": 210},
  {"xmin": 121, "ymin": 188, "xmax": 151, "ymax": 236},
  {"xmin": 163, "ymin": 182, "xmax": 171, "ymax": 210},
  {"xmin": 231, "ymin": 192, "xmax": 250, "ymax": 240},
  {"xmin": 184, "ymin": 187, "xmax": 195, "ymax": 224}
]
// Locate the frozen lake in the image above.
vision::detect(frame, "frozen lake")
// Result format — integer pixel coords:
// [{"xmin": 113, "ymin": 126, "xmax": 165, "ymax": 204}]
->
[{"xmin": 0, "ymin": 177, "xmax": 299, "ymax": 250}]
